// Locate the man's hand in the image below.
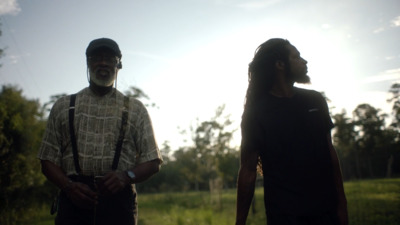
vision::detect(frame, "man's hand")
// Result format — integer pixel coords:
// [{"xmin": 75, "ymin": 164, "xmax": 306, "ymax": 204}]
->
[
  {"xmin": 97, "ymin": 171, "xmax": 130, "ymax": 196},
  {"xmin": 64, "ymin": 181, "xmax": 98, "ymax": 209}
]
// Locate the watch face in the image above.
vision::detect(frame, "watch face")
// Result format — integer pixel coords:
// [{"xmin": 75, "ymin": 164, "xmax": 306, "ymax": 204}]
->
[{"xmin": 127, "ymin": 170, "xmax": 136, "ymax": 179}]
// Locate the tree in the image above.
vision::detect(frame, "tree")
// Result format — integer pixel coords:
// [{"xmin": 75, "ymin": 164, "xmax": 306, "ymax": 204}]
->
[
  {"xmin": 353, "ymin": 104, "xmax": 387, "ymax": 178},
  {"xmin": 388, "ymin": 83, "xmax": 400, "ymax": 133},
  {"xmin": 41, "ymin": 93, "xmax": 67, "ymax": 113},
  {"xmin": 386, "ymin": 83, "xmax": 400, "ymax": 177},
  {"xmin": 184, "ymin": 105, "xmax": 238, "ymax": 208},
  {"xmin": 173, "ymin": 146, "xmax": 206, "ymax": 191},
  {"xmin": 137, "ymin": 105, "xmax": 241, "ymax": 194},
  {"xmin": 332, "ymin": 110, "xmax": 358, "ymax": 179},
  {"xmin": 136, "ymin": 141, "xmax": 188, "ymax": 193},
  {"xmin": 0, "ymin": 22, "xmax": 3, "ymax": 67},
  {"xmin": 0, "ymin": 85, "xmax": 48, "ymax": 224},
  {"xmin": 124, "ymin": 86, "xmax": 158, "ymax": 108}
]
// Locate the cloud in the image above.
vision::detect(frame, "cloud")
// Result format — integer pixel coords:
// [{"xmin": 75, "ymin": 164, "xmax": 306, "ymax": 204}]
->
[
  {"xmin": 372, "ymin": 15, "xmax": 400, "ymax": 34},
  {"xmin": 236, "ymin": 0, "xmax": 282, "ymax": 10},
  {"xmin": 9, "ymin": 54, "xmax": 19, "ymax": 64},
  {"xmin": 373, "ymin": 27, "xmax": 385, "ymax": 34},
  {"xmin": 391, "ymin": 16, "xmax": 400, "ymax": 27},
  {"xmin": 362, "ymin": 68, "xmax": 400, "ymax": 84},
  {"xmin": 0, "ymin": 0, "xmax": 21, "ymax": 15}
]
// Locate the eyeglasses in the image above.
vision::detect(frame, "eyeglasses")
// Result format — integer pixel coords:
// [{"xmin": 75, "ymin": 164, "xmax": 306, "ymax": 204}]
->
[{"xmin": 88, "ymin": 55, "xmax": 119, "ymax": 64}]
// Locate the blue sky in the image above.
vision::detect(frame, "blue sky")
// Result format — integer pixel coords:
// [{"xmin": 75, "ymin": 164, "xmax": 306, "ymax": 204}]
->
[{"xmin": 1, "ymin": 0, "xmax": 399, "ymax": 148}]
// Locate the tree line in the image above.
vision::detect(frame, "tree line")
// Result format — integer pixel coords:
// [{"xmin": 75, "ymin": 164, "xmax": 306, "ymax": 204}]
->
[
  {"xmin": 1, "ymin": 83, "xmax": 399, "ymax": 223},
  {"xmin": 333, "ymin": 84, "xmax": 400, "ymax": 180},
  {"xmin": 137, "ymin": 84, "xmax": 400, "ymax": 193}
]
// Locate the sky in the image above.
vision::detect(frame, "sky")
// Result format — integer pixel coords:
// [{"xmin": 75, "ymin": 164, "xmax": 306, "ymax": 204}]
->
[{"xmin": 1, "ymin": 0, "xmax": 399, "ymax": 149}]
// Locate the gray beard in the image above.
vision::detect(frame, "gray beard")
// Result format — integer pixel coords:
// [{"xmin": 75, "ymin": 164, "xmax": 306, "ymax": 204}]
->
[{"xmin": 89, "ymin": 70, "xmax": 116, "ymax": 87}]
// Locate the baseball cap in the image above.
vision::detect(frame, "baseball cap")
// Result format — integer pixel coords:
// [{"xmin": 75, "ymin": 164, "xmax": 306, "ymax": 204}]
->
[{"xmin": 86, "ymin": 38, "xmax": 122, "ymax": 58}]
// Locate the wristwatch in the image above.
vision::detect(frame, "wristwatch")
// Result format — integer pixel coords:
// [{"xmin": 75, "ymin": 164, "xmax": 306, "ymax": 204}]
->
[{"xmin": 125, "ymin": 170, "xmax": 136, "ymax": 183}]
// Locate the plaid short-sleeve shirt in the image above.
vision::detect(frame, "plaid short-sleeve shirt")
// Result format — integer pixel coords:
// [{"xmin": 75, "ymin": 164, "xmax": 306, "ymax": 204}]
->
[{"xmin": 38, "ymin": 87, "xmax": 162, "ymax": 176}]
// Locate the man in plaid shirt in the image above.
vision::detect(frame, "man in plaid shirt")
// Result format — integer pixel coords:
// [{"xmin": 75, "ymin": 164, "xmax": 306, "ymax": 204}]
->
[{"xmin": 38, "ymin": 38, "xmax": 162, "ymax": 225}]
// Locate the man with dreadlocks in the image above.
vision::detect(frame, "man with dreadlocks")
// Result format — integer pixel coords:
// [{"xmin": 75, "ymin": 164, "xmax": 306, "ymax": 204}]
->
[
  {"xmin": 38, "ymin": 38, "xmax": 162, "ymax": 225},
  {"xmin": 235, "ymin": 38, "xmax": 348, "ymax": 225}
]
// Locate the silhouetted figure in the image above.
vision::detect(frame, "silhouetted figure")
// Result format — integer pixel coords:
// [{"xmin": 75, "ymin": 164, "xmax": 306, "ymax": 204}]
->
[
  {"xmin": 38, "ymin": 38, "xmax": 162, "ymax": 225},
  {"xmin": 235, "ymin": 38, "xmax": 348, "ymax": 225}
]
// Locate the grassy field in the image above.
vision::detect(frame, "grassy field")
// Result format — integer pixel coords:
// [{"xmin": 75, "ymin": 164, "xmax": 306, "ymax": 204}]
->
[
  {"xmin": 31, "ymin": 178, "xmax": 400, "ymax": 225},
  {"xmin": 344, "ymin": 178, "xmax": 400, "ymax": 225}
]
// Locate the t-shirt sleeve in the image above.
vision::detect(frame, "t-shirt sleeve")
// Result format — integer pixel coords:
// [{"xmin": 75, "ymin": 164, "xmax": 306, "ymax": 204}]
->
[
  {"xmin": 240, "ymin": 107, "xmax": 263, "ymax": 152},
  {"xmin": 37, "ymin": 98, "xmax": 65, "ymax": 166},
  {"xmin": 317, "ymin": 92, "xmax": 334, "ymax": 131},
  {"xmin": 132, "ymin": 99, "xmax": 162, "ymax": 165}
]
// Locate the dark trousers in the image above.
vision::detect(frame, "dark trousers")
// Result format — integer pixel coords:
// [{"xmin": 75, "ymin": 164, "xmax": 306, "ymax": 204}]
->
[
  {"xmin": 267, "ymin": 211, "xmax": 339, "ymax": 225},
  {"xmin": 55, "ymin": 177, "xmax": 137, "ymax": 225}
]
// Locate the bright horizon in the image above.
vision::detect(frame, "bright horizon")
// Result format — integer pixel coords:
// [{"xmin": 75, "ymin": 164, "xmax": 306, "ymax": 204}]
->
[{"xmin": 1, "ymin": 0, "xmax": 399, "ymax": 149}]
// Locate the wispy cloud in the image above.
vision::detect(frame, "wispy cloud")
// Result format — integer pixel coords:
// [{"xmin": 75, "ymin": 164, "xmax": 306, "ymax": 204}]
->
[
  {"xmin": 236, "ymin": 0, "xmax": 282, "ymax": 10},
  {"xmin": 9, "ymin": 55, "xmax": 19, "ymax": 64},
  {"xmin": 373, "ymin": 27, "xmax": 385, "ymax": 34},
  {"xmin": 0, "ymin": 0, "xmax": 21, "ymax": 15},
  {"xmin": 6, "ymin": 52, "xmax": 30, "ymax": 64},
  {"xmin": 391, "ymin": 16, "xmax": 400, "ymax": 27},
  {"xmin": 362, "ymin": 68, "xmax": 400, "ymax": 84},
  {"xmin": 372, "ymin": 16, "xmax": 400, "ymax": 34}
]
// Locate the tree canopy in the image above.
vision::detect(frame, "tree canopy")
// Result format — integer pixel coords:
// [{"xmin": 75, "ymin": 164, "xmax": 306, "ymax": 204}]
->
[{"xmin": 0, "ymin": 85, "xmax": 50, "ymax": 224}]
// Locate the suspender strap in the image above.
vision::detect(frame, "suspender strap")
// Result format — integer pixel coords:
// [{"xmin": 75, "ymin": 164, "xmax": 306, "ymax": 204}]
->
[
  {"xmin": 112, "ymin": 96, "xmax": 130, "ymax": 171},
  {"xmin": 69, "ymin": 94, "xmax": 82, "ymax": 174},
  {"xmin": 68, "ymin": 94, "xmax": 129, "ymax": 173}
]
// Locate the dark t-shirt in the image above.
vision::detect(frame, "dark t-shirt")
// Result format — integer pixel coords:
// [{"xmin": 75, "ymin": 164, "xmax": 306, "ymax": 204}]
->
[{"xmin": 241, "ymin": 87, "xmax": 337, "ymax": 216}]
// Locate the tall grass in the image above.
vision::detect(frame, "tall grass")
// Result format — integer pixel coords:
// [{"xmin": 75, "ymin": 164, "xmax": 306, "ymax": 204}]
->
[{"xmin": 31, "ymin": 178, "xmax": 399, "ymax": 225}]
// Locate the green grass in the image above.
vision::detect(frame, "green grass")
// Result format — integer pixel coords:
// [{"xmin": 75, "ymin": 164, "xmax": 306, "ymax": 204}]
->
[
  {"xmin": 31, "ymin": 178, "xmax": 399, "ymax": 225},
  {"xmin": 137, "ymin": 190, "xmax": 241, "ymax": 225},
  {"xmin": 345, "ymin": 178, "xmax": 400, "ymax": 225}
]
